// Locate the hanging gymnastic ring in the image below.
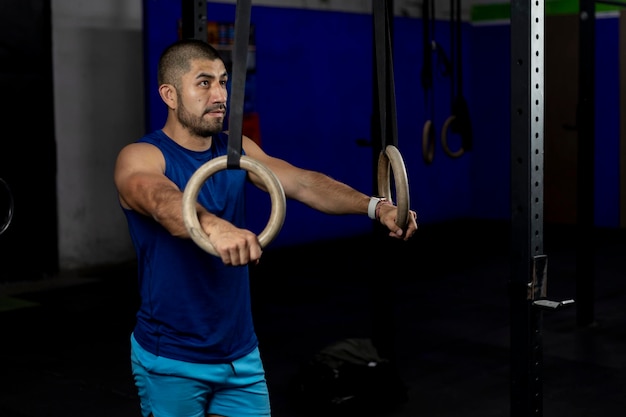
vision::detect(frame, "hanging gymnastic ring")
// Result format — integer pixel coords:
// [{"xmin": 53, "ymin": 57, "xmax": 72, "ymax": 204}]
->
[
  {"xmin": 182, "ymin": 155, "xmax": 286, "ymax": 257},
  {"xmin": 0, "ymin": 178, "xmax": 14, "ymax": 236},
  {"xmin": 422, "ymin": 120, "xmax": 435, "ymax": 164},
  {"xmin": 441, "ymin": 115, "xmax": 465, "ymax": 158},
  {"xmin": 377, "ymin": 145, "xmax": 410, "ymax": 229}
]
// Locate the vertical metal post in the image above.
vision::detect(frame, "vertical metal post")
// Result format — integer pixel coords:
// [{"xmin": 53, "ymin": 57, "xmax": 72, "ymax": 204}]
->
[
  {"xmin": 181, "ymin": 0, "xmax": 207, "ymax": 41},
  {"xmin": 576, "ymin": 0, "xmax": 596, "ymax": 327},
  {"xmin": 621, "ymin": 10, "xmax": 626, "ymax": 229},
  {"xmin": 510, "ymin": 0, "xmax": 546, "ymax": 414}
]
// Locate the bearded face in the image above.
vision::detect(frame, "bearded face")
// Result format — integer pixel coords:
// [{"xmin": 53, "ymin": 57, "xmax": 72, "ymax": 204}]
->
[{"xmin": 177, "ymin": 97, "xmax": 226, "ymax": 138}]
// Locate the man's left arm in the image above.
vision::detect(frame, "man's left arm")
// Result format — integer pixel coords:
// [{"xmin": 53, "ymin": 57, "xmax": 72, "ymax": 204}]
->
[{"xmin": 242, "ymin": 137, "xmax": 418, "ymax": 239}]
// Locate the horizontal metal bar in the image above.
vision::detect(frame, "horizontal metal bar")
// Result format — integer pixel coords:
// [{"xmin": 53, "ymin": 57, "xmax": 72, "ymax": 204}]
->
[{"xmin": 595, "ymin": 0, "xmax": 626, "ymax": 7}]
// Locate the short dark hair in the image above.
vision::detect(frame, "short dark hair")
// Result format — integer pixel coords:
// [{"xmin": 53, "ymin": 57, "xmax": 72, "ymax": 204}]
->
[{"xmin": 157, "ymin": 39, "xmax": 225, "ymax": 89}]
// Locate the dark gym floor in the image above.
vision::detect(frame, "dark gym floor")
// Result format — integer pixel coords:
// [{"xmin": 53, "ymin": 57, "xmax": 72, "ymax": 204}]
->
[{"xmin": 1, "ymin": 219, "xmax": 625, "ymax": 417}]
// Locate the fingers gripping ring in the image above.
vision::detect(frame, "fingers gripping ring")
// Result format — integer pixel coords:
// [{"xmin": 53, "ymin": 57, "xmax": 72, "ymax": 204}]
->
[
  {"xmin": 377, "ymin": 145, "xmax": 410, "ymax": 229},
  {"xmin": 182, "ymin": 155, "xmax": 286, "ymax": 257}
]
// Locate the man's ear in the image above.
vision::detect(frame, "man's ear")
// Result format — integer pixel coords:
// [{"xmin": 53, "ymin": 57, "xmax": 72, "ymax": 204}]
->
[{"xmin": 159, "ymin": 84, "xmax": 177, "ymax": 109}]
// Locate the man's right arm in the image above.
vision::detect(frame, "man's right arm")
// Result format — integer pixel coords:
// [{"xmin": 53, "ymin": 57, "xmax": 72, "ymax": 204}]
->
[
  {"xmin": 114, "ymin": 142, "xmax": 194, "ymax": 237},
  {"xmin": 113, "ymin": 142, "xmax": 263, "ymax": 265}
]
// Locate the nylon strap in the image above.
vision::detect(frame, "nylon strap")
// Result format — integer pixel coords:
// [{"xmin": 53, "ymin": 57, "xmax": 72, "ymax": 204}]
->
[
  {"xmin": 423, "ymin": 0, "xmax": 436, "ymax": 120},
  {"xmin": 227, "ymin": 0, "xmax": 252, "ymax": 169},
  {"xmin": 373, "ymin": 0, "xmax": 398, "ymax": 149}
]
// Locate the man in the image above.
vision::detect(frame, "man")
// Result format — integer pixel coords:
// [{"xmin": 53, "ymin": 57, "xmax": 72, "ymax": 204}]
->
[{"xmin": 114, "ymin": 38, "xmax": 418, "ymax": 417}]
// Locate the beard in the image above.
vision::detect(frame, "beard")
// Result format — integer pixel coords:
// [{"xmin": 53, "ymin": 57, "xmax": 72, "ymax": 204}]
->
[{"xmin": 177, "ymin": 101, "xmax": 225, "ymax": 138}]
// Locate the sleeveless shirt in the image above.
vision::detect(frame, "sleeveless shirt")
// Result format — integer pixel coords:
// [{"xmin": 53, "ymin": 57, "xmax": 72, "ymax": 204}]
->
[{"xmin": 123, "ymin": 129, "xmax": 257, "ymax": 364}]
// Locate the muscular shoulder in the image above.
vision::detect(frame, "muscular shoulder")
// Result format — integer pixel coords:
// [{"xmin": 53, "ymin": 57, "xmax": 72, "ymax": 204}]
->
[
  {"xmin": 240, "ymin": 135, "xmax": 265, "ymax": 159},
  {"xmin": 117, "ymin": 142, "xmax": 164, "ymax": 170},
  {"xmin": 114, "ymin": 142, "xmax": 167, "ymax": 196}
]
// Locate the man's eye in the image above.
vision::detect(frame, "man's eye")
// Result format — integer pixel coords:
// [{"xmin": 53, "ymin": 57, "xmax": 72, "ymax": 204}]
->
[{"xmin": 220, "ymin": 80, "xmax": 227, "ymax": 86}]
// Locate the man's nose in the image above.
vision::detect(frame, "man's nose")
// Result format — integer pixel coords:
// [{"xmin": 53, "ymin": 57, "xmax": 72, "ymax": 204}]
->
[{"xmin": 213, "ymin": 85, "xmax": 227, "ymax": 102}]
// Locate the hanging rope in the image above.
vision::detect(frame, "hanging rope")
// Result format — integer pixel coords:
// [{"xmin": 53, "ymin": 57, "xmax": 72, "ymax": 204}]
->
[
  {"xmin": 182, "ymin": 0, "xmax": 286, "ymax": 256},
  {"xmin": 441, "ymin": 0, "xmax": 473, "ymax": 158},
  {"xmin": 372, "ymin": 0, "xmax": 410, "ymax": 229},
  {"xmin": 421, "ymin": 0, "xmax": 436, "ymax": 164}
]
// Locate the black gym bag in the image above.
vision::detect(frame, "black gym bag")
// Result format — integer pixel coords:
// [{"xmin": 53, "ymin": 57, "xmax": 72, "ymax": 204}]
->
[{"xmin": 289, "ymin": 338, "xmax": 408, "ymax": 415}]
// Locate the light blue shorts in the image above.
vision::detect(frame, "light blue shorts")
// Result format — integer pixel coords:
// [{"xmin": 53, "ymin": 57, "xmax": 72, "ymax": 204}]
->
[{"xmin": 130, "ymin": 334, "xmax": 271, "ymax": 417}]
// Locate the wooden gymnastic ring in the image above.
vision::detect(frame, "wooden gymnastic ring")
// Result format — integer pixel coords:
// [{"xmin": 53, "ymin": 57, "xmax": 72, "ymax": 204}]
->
[
  {"xmin": 0, "ymin": 178, "xmax": 14, "ymax": 236},
  {"xmin": 441, "ymin": 115, "xmax": 465, "ymax": 158},
  {"xmin": 377, "ymin": 145, "xmax": 410, "ymax": 229},
  {"xmin": 422, "ymin": 120, "xmax": 435, "ymax": 164},
  {"xmin": 182, "ymin": 155, "xmax": 286, "ymax": 257}
]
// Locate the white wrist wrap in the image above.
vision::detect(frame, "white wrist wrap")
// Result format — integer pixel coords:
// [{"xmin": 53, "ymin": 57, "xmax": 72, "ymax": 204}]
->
[{"xmin": 368, "ymin": 197, "xmax": 382, "ymax": 220}]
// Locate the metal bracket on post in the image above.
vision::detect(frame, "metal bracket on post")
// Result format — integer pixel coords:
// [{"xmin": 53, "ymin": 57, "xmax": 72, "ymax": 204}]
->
[
  {"xmin": 534, "ymin": 298, "xmax": 575, "ymax": 310},
  {"xmin": 528, "ymin": 254, "xmax": 548, "ymax": 301},
  {"xmin": 181, "ymin": 0, "xmax": 208, "ymax": 42},
  {"xmin": 530, "ymin": 254, "xmax": 575, "ymax": 311}
]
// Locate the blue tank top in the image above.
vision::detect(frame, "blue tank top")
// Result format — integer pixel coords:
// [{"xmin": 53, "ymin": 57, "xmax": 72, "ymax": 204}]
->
[{"xmin": 124, "ymin": 130, "xmax": 257, "ymax": 364}]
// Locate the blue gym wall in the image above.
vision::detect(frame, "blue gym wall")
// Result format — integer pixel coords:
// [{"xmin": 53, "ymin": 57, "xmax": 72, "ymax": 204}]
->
[
  {"xmin": 594, "ymin": 16, "xmax": 620, "ymax": 227},
  {"xmin": 142, "ymin": 1, "xmax": 621, "ymax": 248}
]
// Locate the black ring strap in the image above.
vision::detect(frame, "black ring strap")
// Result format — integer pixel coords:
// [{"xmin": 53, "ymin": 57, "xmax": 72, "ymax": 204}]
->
[
  {"xmin": 372, "ymin": 0, "xmax": 398, "ymax": 149},
  {"xmin": 226, "ymin": 0, "xmax": 252, "ymax": 169}
]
